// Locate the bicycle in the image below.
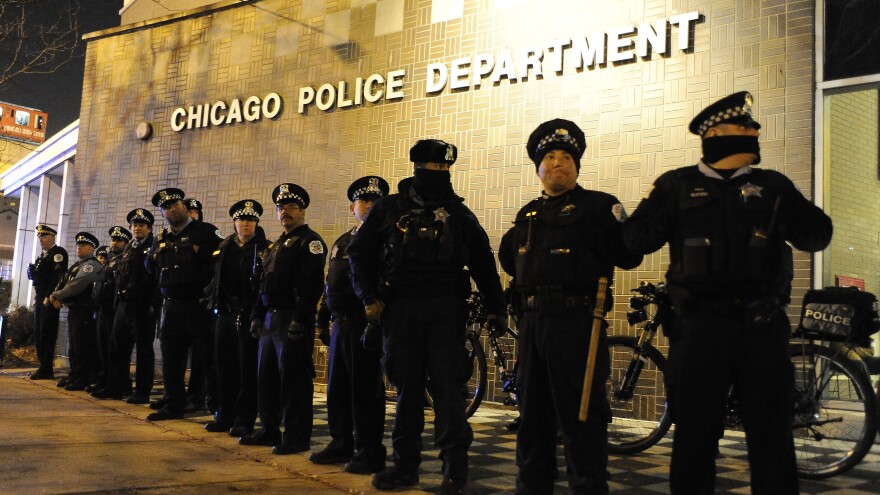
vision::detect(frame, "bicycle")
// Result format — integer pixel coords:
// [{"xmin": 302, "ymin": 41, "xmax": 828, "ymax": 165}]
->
[{"xmin": 608, "ymin": 281, "xmax": 880, "ymax": 479}]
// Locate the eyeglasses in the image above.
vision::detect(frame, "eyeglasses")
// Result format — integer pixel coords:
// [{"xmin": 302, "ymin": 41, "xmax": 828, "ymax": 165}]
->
[{"xmin": 275, "ymin": 203, "xmax": 302, "ymax": 212}]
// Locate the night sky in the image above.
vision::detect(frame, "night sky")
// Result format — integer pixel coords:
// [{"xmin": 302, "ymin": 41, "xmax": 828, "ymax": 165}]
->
[{"xmin": 0, "ymin": 0, "xmax": 123, "ymax": 139}]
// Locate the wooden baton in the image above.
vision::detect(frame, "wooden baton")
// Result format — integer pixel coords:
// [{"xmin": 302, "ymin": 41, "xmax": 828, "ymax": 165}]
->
[{"xmin": 579, "ymin": 276, "xmax": 609, "ymax": 422}]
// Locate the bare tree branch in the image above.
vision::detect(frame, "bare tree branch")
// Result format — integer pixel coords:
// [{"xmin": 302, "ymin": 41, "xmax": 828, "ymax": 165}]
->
[{"xmin": 0, "ymin": 0, "xmax": 81, "ymax": 89}]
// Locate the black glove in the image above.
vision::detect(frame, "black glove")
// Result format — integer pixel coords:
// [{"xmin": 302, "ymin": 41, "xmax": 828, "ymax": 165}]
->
[
  {"xmin": 249, "ymin": 319, "xmax": 262, "ymax": 339},
  {"xmin": 26, "ymin": 263, "xmax": 35, "ymax": 280},
  {"xmin": 317, "ymin": 323, "xmax": 330, "ymax": 346},
  {"xmin": 485, "ymin": 314, "xmax": 506, "ymax": 339},
  {"xmin": 361, "ymin": 321, "xmax": 382, "ymax": 351},
  {"xmin": 288, "ymin": 321, "xmax": 306, "ymax": 341}
]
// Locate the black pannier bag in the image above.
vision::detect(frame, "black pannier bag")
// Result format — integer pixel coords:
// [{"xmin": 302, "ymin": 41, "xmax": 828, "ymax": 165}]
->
[{"xmin": 796, "ymin": 286, "xmax": 880, "ymax": 342}]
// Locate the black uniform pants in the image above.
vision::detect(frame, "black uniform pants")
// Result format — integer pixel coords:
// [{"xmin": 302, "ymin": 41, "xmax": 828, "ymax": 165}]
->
[
  {"xmin": 325, "ymin": 311, "xmax": 386, "ymax": 461},
  {"xmin": 257, "ymin": 308, "xmax": 314, "ymax": 446},
  {"xmin": 382, "ymin": 295, "xmax": 473, "ymax": 474},
  {"xmin": 110, "ymin": 300, "xmax": 156, "ymax": 394},
  {"xmin": 666, "ymin": 310, "xmax": 797, "ymax": 495},
  {"xmin": 159, "ymin": 299, "xmax": 209, "ymax": 413},
  {"xmin": 67, "ymin": 305, "xmax": 97, "ymax": 385},
  {"xmin": 34, "ymin": 300, "xmax": 60, "ymax": 373},
  {"xmin": 94, "ymin": 305, "xmax": 115, "ymax": 387},
  {"xmin": 515, "ymin": 307, "xmax": 610, "ymax": 495},
  {"xmin": 213, "ymin": 313, "xmax": 258, "ymax": 428}
]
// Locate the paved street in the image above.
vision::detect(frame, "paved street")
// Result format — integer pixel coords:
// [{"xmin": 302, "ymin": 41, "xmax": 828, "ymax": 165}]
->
[{"xmin": 0, "ymin": 367, "xmax": 878, "ymax": 494}]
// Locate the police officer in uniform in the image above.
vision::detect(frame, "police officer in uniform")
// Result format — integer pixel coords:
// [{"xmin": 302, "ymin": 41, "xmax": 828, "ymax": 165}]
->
[
  {"xmin": 242, "ymin": 183, "xmax": 326, "ymax": 454},
  {"xmin": 49, "ymin": 232, "xmax": 104, "ymax": 391},
  {"xmin": 109, "ymin": 208, "xmax": 159, "ymax": 404},
  {"xmin": 498, "ymin": 120, "xmax": 643, "ymax": 494},
  {"xmin": 204, "ymin": 199, "xmax": 268, "ymax": 436},
  {"xmin": 146, "ymin": 188, "xmax": 223, "ymax": 421},
  {"xmin": 310, "ymin": 176, "xmax": 389, "ymax": 474},
  {"xmin": 28, "ymin": 225, "xmax": 68, "ymax": 380},
  {"xmin": 89, "ymin": 226, "xmax": 131, "ymax": 397},
  {"xmin": 95, "ymin": 246, "xmax": 109, "ymax": 265},
  {"xmin": 348, "ymin": 140, "xmax": 506, "ymax": 494},
  {"xmin": 623, "ymin": 92, "xmax": 833, "ymax": 495},
  {"xmin": 185, "ymin": 198, "xmax": 203, "ymax": 221}
]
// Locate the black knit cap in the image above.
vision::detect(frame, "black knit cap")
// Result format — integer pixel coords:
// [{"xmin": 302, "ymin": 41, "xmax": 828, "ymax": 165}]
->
[
  {"xmin": 409, "ymin": 139, "xmax": 457, "ymax": 165},
  {"xmin": 184, "ymin": 198, "xmax": 202, "ymax": 211},
  {"xmin": 229, "ymin": 199, "xmax": 264, "ymax": 220},
  {"xmin": 347, "ymin": 176, "xmax": 390, "ymax": 202},
  {"xmin": 272, "ymin": 183, "xmax": 310, "ymax": 208},
  {"xmin": 526, "ymin": 118, "xmax": 586, "ymax": 170},
  {"xmin": 126, "ymin": 208, "xmax": 155, "ymax": 226},
  {"xmin": 689, "ymin": 91, "xmax": 761, "ymax": 137}
]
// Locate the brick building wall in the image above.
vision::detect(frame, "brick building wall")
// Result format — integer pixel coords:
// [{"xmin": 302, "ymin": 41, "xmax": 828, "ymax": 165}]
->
[{"xmin": 67, "ymin": 0, "xmax": 817, "ymax": 402}]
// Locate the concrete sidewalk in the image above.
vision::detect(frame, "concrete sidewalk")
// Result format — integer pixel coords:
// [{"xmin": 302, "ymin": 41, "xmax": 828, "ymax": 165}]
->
[{"xmin": 0, "ymin": 367, "xmax": 418, "ymax": 495}]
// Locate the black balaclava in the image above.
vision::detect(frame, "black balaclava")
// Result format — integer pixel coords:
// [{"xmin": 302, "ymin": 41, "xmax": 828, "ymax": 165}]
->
[
  {"xmin": 413, "ymin": 168, "xmax": 454, "ymax": 202},
  {"xmin": 702, "ymin": 135, "xmax": 761, "ymax": 165}
]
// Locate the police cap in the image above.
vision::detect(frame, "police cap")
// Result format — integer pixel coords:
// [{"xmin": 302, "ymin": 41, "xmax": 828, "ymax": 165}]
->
[
  {"xmin": 35, "ymin": 224, "xmax": 57, "ymax": 237},
  {"xmin": 689, "ymin": 91, "xmax": 761, "ymax": 137},
  {"xmin": 272, "ymin": 183, "xmax": 309, "ymax": 208},
  {"xmin": 75, "ymin": 232, "xmax": 100, "ymax": 248},
  {"xmin": 184, "ymin": 198, "xmax": 202, "ymax": 211},
  {"xmin": 151, "ymin": 188, "xmax": 185, "ymax": 208},
  {"xmin": 96, "ymin": 246, "xmax": 109, "ymax": 258},
  {"xmin": 347, "ymin": 176, "xmax": 389, "ymax": 202},
  {"xmin": 127, "ymin": 208, "xmax": 155, "ymax": 226},
  {"xmin": 108, "ymin": 226, "xmax": 133, "ymax": 242},
  {"xmin": 526, "ymin": 118, "xmax": 586, "ymax": 171},
  {"xmin": 409, "ymin": 139, "xmax": 457, "ymax": 165},
  {"xmin": 229, "ymin": 199, "xmax": 263, "ymax": 221}
]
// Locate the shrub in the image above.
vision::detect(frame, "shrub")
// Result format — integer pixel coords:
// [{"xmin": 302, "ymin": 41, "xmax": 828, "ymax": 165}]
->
[{"xmin": 4, "ymin": 306, "xmax": 34, "ymax": 347}]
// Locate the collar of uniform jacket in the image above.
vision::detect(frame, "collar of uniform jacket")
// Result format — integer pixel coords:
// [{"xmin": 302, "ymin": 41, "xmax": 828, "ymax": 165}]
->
[{"xmin": 697, "ymin": 160, "xmax": 753, "ymax": 180}]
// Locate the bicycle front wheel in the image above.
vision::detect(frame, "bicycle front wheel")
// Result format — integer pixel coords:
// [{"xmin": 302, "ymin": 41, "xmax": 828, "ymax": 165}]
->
[
  {"xmin": 607, "ymin": 336, "xmax": 672, "ymax": 454},
  {"xmin": 790, "ymin": 343, "xmax": 878, "ymax": 479}
]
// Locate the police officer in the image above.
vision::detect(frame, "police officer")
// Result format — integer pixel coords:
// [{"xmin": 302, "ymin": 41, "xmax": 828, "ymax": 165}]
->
[
  {"xmin": 498, "ymin": 119, "xmax": 642, "ymax": 494},
  {"xmin": 49, "ymin": 232, "xmax": 104, "ymax": 391},
  {"xmin": 242, "ymin": 183, "xmax": 326, "ymax": 454},
  {"xmin": 146, "ymin": 188, "xmax": 222, "ymax": 421},
  {"xmin": 623, "ymin": 91, "xmax": 833, "ymax": 495},
  {"xmin": 185, "ymin": 198, "xmax": 203, "ymax": 221},
  {"xmin": 310, "ymin": 176, "xmax": 389, "ymax": 474},
  {"xmin": 347, "ymin": 140, "xmax": 506, "ymax": 494},
  {"xmin": 108, "ymin": 208, "xmax": 159, "ymax": 404},
  {"xmin": 95, "ymin": 246, "xmax": 109, "ymax": 265},
  {"xmin": 204, "ymin": 199, "xmax": 268, "ymax": 436},
  {"xmin": 89, "ymin": 226, "xmax": 131, "ymax": 397},
  {"xmin": 28, "ymin": 225, "xmax": 68, "ymax": 380}
]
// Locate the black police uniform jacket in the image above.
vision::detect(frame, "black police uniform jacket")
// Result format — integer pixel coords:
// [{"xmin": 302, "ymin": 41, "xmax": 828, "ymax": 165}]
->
[
  {"xmin": 317, "ymin": 228, "xmax": 362, "ymax": 326},
  {"xmin": 206, "ymin": 227, "xmax": 269, "ymax": 316},
  {"xmin": 347, "ymin": 177, "xmax": 506, "ymax": 315},
  {"xmin": 116, "ymin": 234, "xmax": 158, "ymax": 305},
  {"xmin": 499, "ymin": 185, "xmax": 642, "ymax": 306},
  {"xmin": 29, "ymin": 245, "xmax": 68, "ymax": 300},
  {"xmin": 92, "ymin": 251, "xmax": 123, "ymax": 311},
  {"xmin": 253, "ymin": 224, "xmax": 327, "ymax": 326},
  {"xmin": 148, "ymin": 220, "xmax": 222, "ymax": 300},
  {"xmin": 623, "ymin": 162, "xmax": 832, "ymax": 300}
]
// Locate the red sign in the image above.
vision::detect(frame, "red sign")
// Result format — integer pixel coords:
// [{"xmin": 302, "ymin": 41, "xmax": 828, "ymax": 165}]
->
[
  {"xmin": 0, "ymin": 101, "xmax": 47, "ymax": 144},
  {"xmin": 835, "ymin": 275, "xmax": 865, "ymax": 291}
]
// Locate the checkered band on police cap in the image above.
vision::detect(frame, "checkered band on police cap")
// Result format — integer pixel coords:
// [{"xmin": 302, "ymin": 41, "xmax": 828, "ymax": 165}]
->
[
  {"xmin": 35, "ymin": 224, "xmax": 57, "ymax": 236},
  {"xmin": 689, "ymin": 91, "xmax": 761, "ymax": 137},
  {"xmin": 151, "ymin": 188, "xmax": 185, "ymax": 208},
  {"xmin": 75, "ymin": 231, "xmax": 100, "ymax": 248},
  {"xmin": 108, "ymin": 226, "xmax": 132, "ymax": 242},
  {"xmin": 127, "ymin": 208, "xmax": 154, "ymax": 226},
  {"xmin": 272, "ymin": 183, "xmax": 310, "ymax": 208},
  {"xmin": 526, "ymin": 118, "xmax": 587, "ymax": 170},
  {"xmin": 229, "ymin": 199, "xmax": 264, "ymax": 220},
  {"xmin": 347, "ymin": 176, "xmax": 390, "ymax": 202},
  {"xmin": 96, "ymin": 246, "xmax": 109, "ymax": 258}
]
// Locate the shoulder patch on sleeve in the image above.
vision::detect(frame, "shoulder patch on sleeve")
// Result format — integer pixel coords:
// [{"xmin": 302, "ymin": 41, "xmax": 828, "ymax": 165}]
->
[
  {"xmin": 53, "ymin": 254, "xmax": 64, "ymax": 263},
  {"xmin": 83, "ymin": 264, "xmax": 94, "ymax": 273},
  {"xmin": 215, "ymin": 229, "xmax": 223, "ymax": 238},
  {"xmin": 309, "ymin": 240, "xmax": 324, "ymax": 255},
  {"xmin": 611, "ymin": 203, "xmax": 628, "ymax": 223}
]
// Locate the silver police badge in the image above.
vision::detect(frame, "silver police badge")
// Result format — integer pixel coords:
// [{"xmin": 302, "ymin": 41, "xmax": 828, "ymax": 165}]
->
[
  {"xmin": 445, "ymin": 145, "xmax": 454, "ymax": 163},
  {"xmin": 740, "ymin": 183, "xmax": 763, "ymax": 201}
]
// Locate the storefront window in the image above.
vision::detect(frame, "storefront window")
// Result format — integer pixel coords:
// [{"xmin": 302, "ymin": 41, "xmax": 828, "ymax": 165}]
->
[{"xmin": 824, "ymin": 0, "xmax": 880, "ymax": 80}]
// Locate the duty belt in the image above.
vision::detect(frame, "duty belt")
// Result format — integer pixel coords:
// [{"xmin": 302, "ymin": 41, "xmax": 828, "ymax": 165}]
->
[{"xmin": 520, "ymin": 292, "xmax": 593, "ymax": 311}]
